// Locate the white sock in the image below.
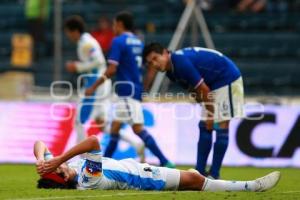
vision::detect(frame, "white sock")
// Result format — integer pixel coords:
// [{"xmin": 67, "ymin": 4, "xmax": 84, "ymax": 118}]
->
[
  {"xmin": 75, "ymin": 121, "xmax": 86, "ymax": 144},
  {"xmin": 120, "ymin": 130, "xmax": 145, "ymax": 162},
  {"xmin": 202, "ymin": 178, "xmax": 257, "ymax": 192}
]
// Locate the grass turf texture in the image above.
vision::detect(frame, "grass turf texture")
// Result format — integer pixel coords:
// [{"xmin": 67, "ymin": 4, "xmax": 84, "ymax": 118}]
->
[{"xmin": 0, "ymin": 164, "xmax": 299, "ymax": 200}]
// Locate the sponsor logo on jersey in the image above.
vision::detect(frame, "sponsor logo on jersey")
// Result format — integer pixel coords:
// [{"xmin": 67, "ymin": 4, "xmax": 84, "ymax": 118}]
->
[{"xmin": 85, "ymin": 160, "xmax": 102, "ymax": 177}]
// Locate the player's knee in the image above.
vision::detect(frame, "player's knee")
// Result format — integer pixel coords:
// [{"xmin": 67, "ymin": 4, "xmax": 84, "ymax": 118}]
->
[
  {"xmin": 198, "ymin": 121, "xmax": 212, "ymax": 133},
  {"xmin": 132, "ymin": 124, "xmax": 144, "ymax": 134},
  {"xmin": 217, "ymin": 120, "xmax": 229, "ymax": 129},
  {"xmin": 180, "ymin": 171, "xmax": 203, "ymax": 190},
  {"xmin": 189, "ymin": 172, "xmax": 204, "ymax": 190}
]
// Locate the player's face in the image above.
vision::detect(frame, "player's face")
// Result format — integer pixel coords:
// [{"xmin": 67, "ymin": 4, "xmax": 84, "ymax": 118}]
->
[
  {"xmin": 146, "ymin": 51, "xmax": 169, "ymax": 72},
  {"xmin": 113, "ymin": 20, "xmax": 121, "ymax": 35},
  {"xmin": 64, "ymin": 29, "xmax": 77, "ymax": 43}
]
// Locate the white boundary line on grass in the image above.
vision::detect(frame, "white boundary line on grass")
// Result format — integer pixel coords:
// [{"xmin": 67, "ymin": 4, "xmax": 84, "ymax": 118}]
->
[
  {"xmin": 6, "ymin": 190, "xmax": 300, "ymax": 200},
  {"xmin": 275, "ymin": 191, "xmax": 300, "ymax": 194},
  {"xmin": 6, "ymin": 191, "xmax": 199, "ymax": 200}
]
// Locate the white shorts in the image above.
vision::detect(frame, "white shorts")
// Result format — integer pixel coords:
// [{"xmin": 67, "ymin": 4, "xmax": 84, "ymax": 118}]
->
[
  {"xmin": 160, "ymin": 167, "xmax": 181, "ymax": 190},
  {"xmin": 101, "ymin": 158, "xmax": 180, "ymax": 191},
  {"xmin": 201, "ymin": 77, "xmax": 244, "ymax": 123},
  {"xmin": 111, "ymin": 95, "xmax": 144, "ymax": 125}
]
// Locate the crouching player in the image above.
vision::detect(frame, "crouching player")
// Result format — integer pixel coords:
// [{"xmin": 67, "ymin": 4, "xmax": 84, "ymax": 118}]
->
[{"xmin": 34, "ymin": 136, "xmax": 280, "ymax": 191}]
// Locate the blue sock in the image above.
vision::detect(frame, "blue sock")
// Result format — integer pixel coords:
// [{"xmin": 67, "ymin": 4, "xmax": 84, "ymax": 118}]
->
[
  {"xmin": 104, "ymin": 134, "xmax": 120, "ymax": 158},
  {"xmin": 196, "ymin": 121, "xmax": 213, "ymax": 175},
  {"xmin": 138, "ymin": 130, "xmax": 168, "ymax": 166},
  {"xmin": 210, "ymin": 129, "xmax": 229, "ymax": 179}
]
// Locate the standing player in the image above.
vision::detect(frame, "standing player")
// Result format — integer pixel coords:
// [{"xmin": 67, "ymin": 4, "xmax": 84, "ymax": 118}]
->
[
  {"xmin": 63, "ymin": 16, "xmax": 112, "ymax": 143},
  {"xmin": 86, "ymin": 12, "xmax": 174, "ymax": 167},
  {"xmin": 143, "ymin": 43, "xmax": 244, "ymax": 179},
  {"xmin": 35, "ymin": 136, "xmax": 280, "ymax": 191}
]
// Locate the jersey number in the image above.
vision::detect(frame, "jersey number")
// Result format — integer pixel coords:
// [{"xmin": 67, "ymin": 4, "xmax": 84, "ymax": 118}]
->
[{"xmin": 135, "ymin": 56, "xmax": 142, "ymax": 68}]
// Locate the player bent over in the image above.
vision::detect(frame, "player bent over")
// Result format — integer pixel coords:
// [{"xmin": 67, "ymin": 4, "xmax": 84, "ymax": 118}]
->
[
  {"xmin": 143, "ymin": 43, "xmax": 244, "ymax": 179},
  {"xmin": 34, "ymin": 136, "xmax": 280, "ymax": 191}
]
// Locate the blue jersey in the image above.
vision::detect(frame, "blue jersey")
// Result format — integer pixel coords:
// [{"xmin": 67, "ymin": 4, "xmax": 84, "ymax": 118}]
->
[
  {"xmin": 108, "ymin": 32, "xmax": 144, "ymax": 101},
  {"xmin": 167, "ymin": 47, "xmax": 241, "ymax": 90}
]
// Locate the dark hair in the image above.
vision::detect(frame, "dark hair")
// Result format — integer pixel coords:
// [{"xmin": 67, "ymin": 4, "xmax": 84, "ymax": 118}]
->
[
  {"xmin": 115, "ymin": 11, "xmax": 134, "ymax": 31},
  {"xmin": 64, "ymin": 15, "xmax": 85, "ymax": 33},
  {"xmin": 142, "ymin": 42, "xmax": 165, "ymax": 62},
  {"xmin": 37, "ymin": 178, "xmax": 77, "ymax": 189}
]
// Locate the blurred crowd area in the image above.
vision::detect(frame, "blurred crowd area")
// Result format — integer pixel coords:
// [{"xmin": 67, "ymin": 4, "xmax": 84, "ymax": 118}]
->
[{"xmin": 0, "ymin": 0, "xmax": 299, "ymax": 99}]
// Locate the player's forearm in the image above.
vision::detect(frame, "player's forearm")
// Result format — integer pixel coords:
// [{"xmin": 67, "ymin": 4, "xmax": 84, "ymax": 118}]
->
[
  {"xmin": 202, "ymin": 90, "xmax": 214, "ymax": 118},
  {"xmin": 91, "ymin": 64, "xmax": 117, "ymax": 89},
  {"xmin": 59, "ymin": 136, "xmax": 100, "ymax": 163},
  {"xmin": 33, "ymin": 141, "xmax": 48, "ymax": 160},
  {"xmin": 195, "ymin": 82, "xmax": 214, "ymax": 117},
  {"xmin": 75, "ymin": 58, "xmax": 104, "ymax": 73},
  {"xmin": 143, "ymin": 68, "xmax": 157, "ymax": 92}
]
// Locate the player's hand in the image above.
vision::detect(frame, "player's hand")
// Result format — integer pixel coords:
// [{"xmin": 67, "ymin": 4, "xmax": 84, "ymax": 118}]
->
[
  {"xmin": 85, "ymin": 86, "xmax": 95, "ymax": 96},
  {"xmin": 43, "ymin": 156, "xmax": 63, "ymax": 174},
  {"xmin": 206, "ymin": 119, "xmax": 214, "ymax": 130},
  {"xmin": 66, "ymin": 61, "xmax": 77, "ymax": 73},
  {"xmin": 35, "ymin": 159, "xmax": 45, "ymax": 175}
]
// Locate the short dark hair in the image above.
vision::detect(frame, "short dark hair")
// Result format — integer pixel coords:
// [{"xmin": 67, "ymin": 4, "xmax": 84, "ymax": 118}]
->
[
  {"xmin": 142, "ymin": 42, "xmax": 165, "ymax": 62},
  {"xmin": 37, "ymin": 178, "xmax": 77, "ymax": 189},
  {"xmin": 64, "ymin": 15, "xmax": 85, "ymax": 33},
  {"xmin": 115, "ymin": 11, "xmax": 134, "ymax": 31},
  {"xmin": 37, "ymin": 173, "xmax": 77, "ymax": 189}
]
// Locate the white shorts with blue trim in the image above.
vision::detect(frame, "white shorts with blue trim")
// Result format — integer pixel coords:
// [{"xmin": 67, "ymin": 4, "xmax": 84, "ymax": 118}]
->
[{"xmin": 201, "ymin": 77, "xmax": 244, "ymax": 123}]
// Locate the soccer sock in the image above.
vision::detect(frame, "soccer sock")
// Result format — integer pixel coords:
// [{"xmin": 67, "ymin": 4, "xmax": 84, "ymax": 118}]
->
[
  {"xmin": 210, "ymin": 129, "xmax": 229, "ymax": 179},
  {"xmin": 137, "ymin": 129, "xmax": 168, "ymax": 166},
  {"xmin": 196, "ymin": 121, "xmax": 213, "ymax": 175},
  {"xmin": 120, "ymin": 130, "xmax": 145, "ymax": 162},
  {"xmin": 104, "ymin": 134, "xmax": 120, "ymax": 157},
  {"xmin": 75, "ymin": 120, "xmax": 86, "ymax": 144},
  {"xmin": 202, "ymin": 178, "xmax": 256, "ymax": 191}
]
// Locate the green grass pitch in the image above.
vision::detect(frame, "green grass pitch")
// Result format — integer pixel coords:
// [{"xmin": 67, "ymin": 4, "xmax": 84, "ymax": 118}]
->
[{"xmin": 0, "ymin": 164, "xmax": 299, "ymax": 200}]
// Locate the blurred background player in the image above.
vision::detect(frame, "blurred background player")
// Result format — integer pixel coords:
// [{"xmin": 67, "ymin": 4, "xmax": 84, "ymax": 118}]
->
[
  {"xmin": 63, "ymin": 15, "xmax": 112, "ymax": 143},
  {"xmin": 143, "ymin": 43, "xmax": 244, "ymax": 179},
  {"xmin": 86, "ymin": 11, "xmax": 174, "ymax": 168},
  {"xmin": 34, "ymin": 136, "xmax": 281, "ymax": 192}
]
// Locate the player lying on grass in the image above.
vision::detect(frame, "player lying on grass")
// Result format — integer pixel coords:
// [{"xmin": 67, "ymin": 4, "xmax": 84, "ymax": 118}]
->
[{"xmin": 34, "ymin": 136, "xmax": 280, "ymax": 191}]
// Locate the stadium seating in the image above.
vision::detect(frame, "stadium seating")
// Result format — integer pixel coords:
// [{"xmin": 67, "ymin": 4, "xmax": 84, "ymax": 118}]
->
[{"xmin": 0, "ymin": 0, "xmax": 299, "ymax": 95}]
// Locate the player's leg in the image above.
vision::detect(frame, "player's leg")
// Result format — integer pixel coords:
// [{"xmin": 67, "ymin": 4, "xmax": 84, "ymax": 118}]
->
[
  {"xmin": 209, "ymin": 120, "xmax": 229, "ymax": 179},
  {"xmin": 196, "ymin": 120, "xmax": 213, "ymax": 175},
  {"xmin": 103, "ymin": 120, "xmax": 122, "ymax": 157},
  {"xmin": 179, "ymin": 170, "xmax": 281, "ymax": 192},
  {"xmin": 75, "ymin": 97, "xmax": 95, "ymax": 143},
  {"xmin": 91, "ymin": 80, "xmax": 112, "ymax": 133},
  {"xmin": 91, "ymin": 98, "xmax": 111, "ymax": 133},
  {"xmin": 209, "ymin": 77, "xmax": 244, "ymax": 179}
]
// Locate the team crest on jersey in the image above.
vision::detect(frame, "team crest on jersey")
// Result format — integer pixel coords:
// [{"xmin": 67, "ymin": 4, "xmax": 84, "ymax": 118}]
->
[{"xmin": 85, "ymin": 160, "xmax": 102, "ymax": 177}]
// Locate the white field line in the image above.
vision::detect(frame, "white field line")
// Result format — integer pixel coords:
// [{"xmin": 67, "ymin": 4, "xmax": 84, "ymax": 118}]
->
[
  {"xmin": 5, "ymin": 191, "xmax": 198, "ymax": 200},
  {"xmin": 6, "ymin": 190, "xmax": 300, "ymax": 200}
]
